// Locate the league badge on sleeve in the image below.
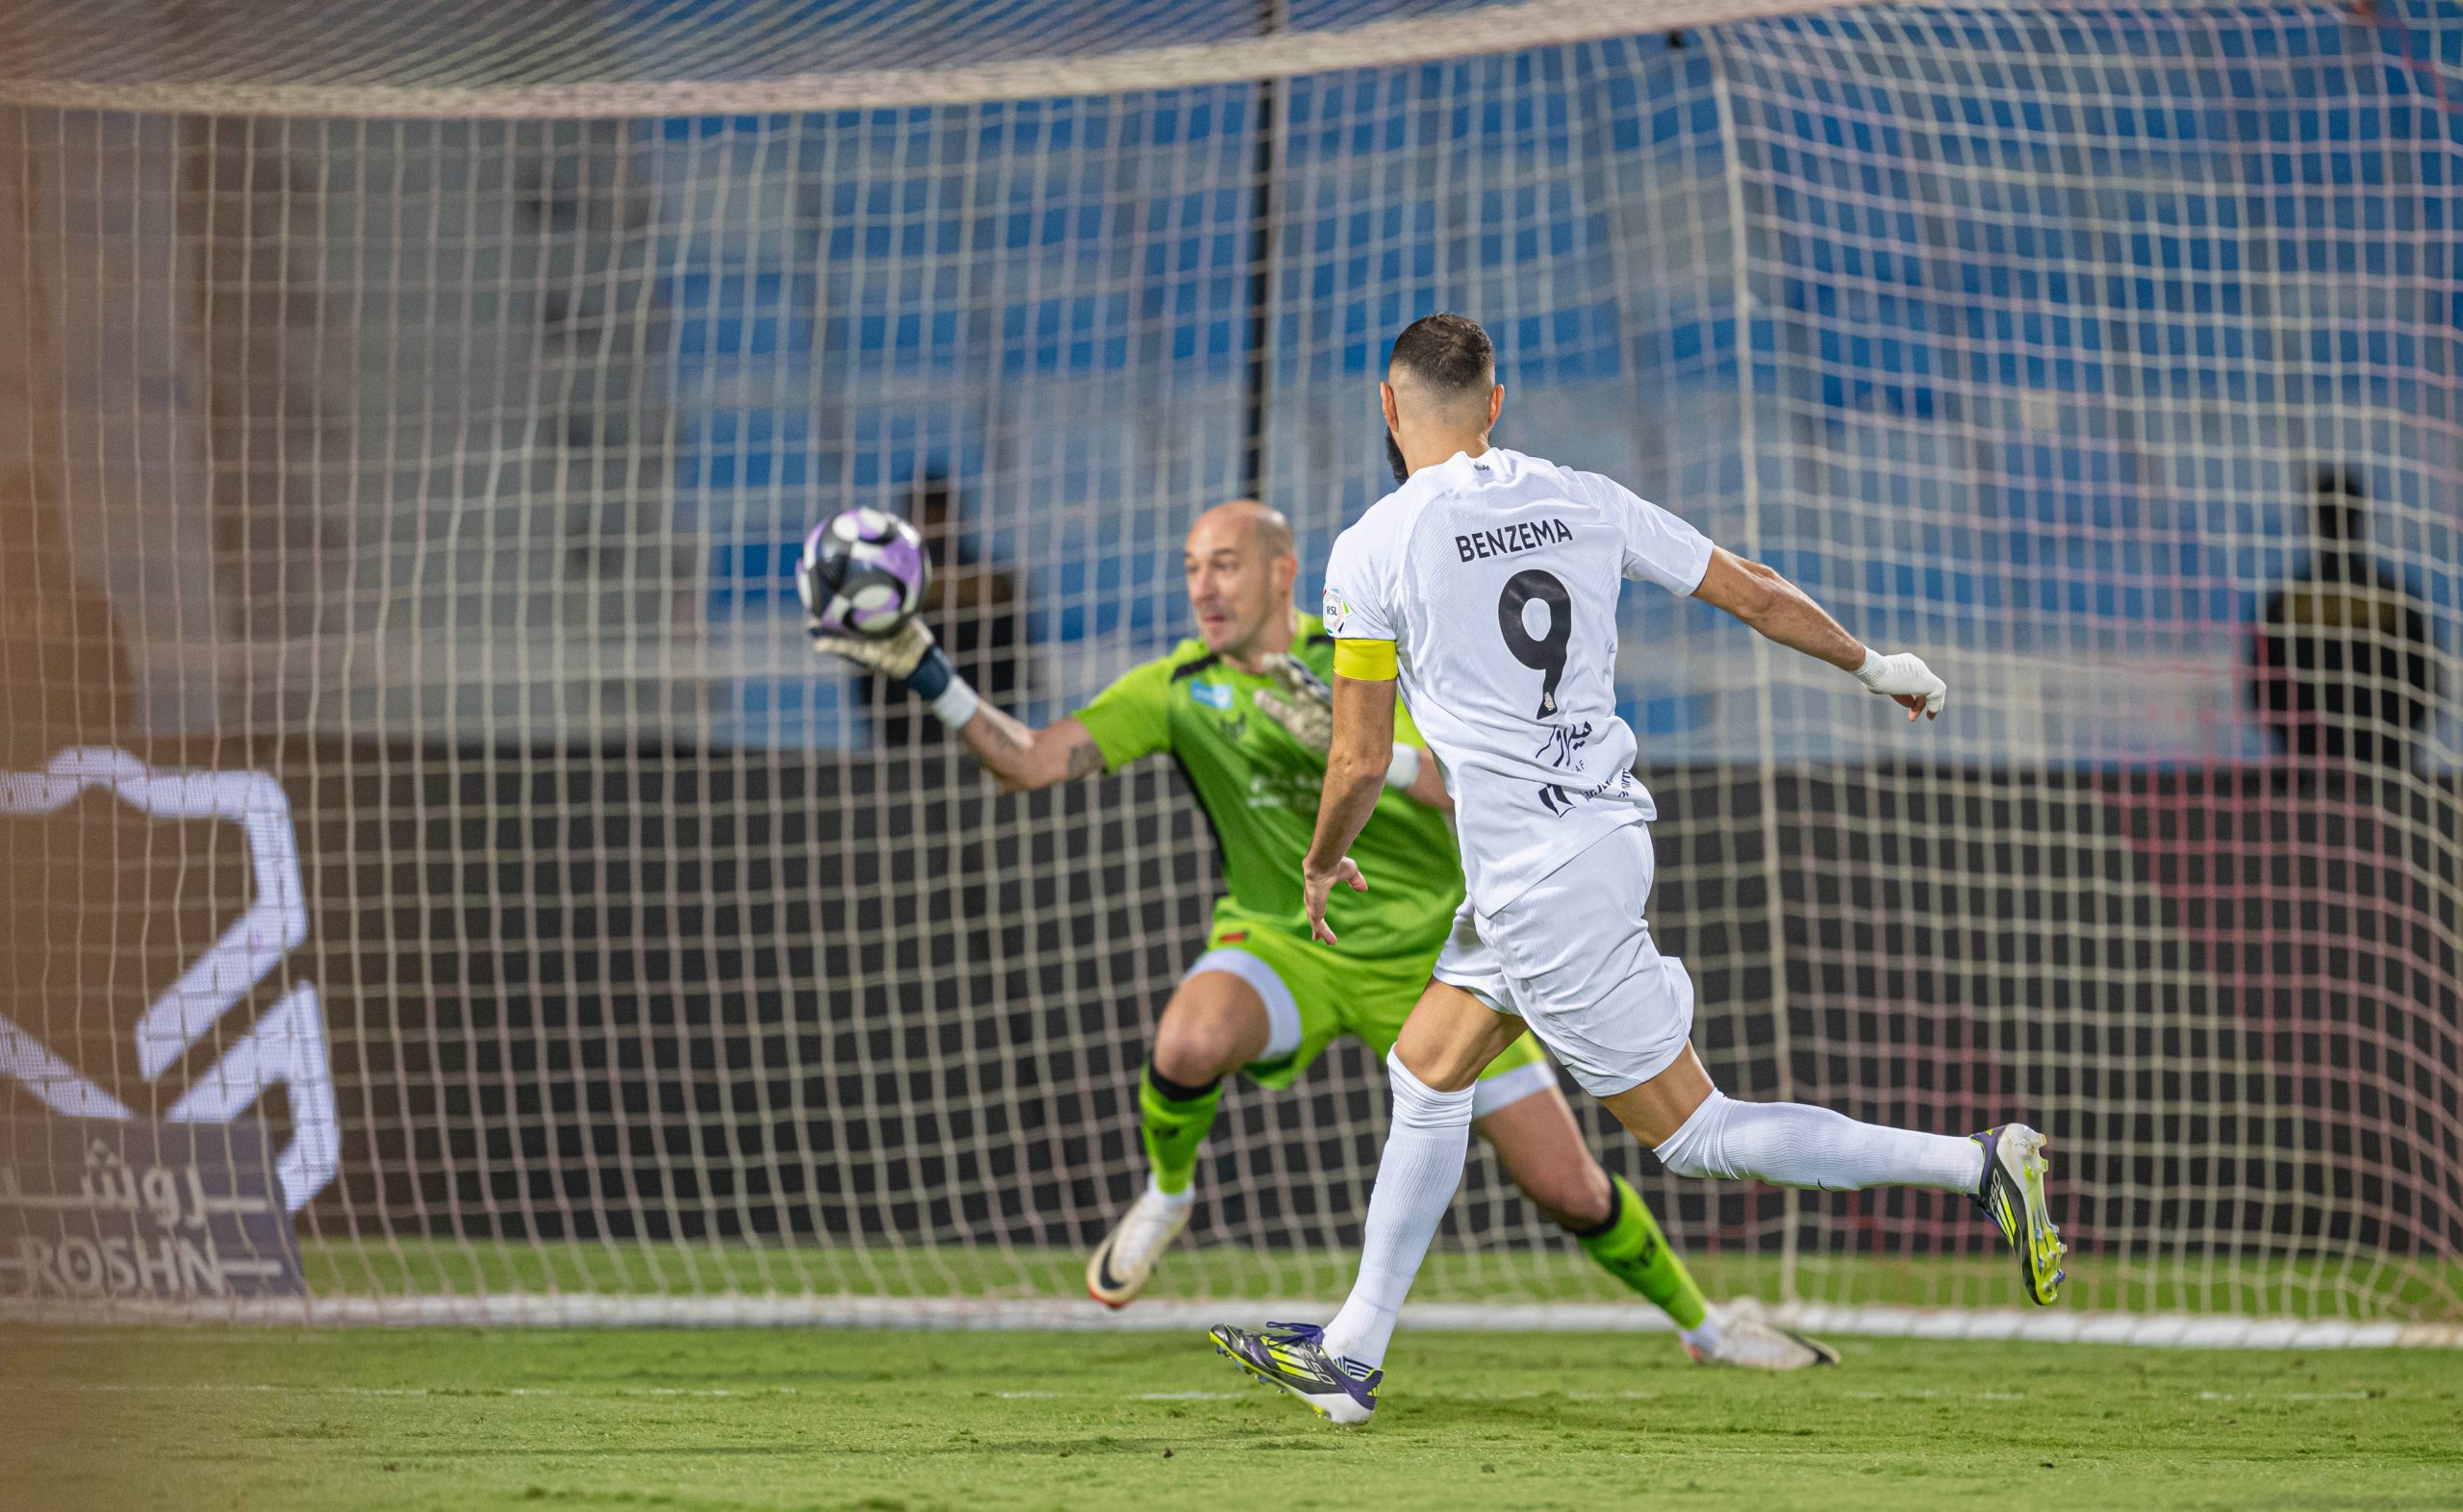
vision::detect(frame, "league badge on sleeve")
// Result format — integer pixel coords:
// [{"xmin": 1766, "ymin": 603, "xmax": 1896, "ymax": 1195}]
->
[{"xmin": 1322, "ymin": 585, "xmax": 1351, "ymax": 636}]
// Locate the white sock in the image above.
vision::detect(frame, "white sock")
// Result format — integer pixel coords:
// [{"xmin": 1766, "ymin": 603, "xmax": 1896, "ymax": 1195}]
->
[
  {"xmin": 1142, "ymin": 1172, "xmax": 1196, "ymax": 1211},
  {"xmin": 1678, "ymin": 1307, "xmax": 1724, "ymax": 1355},
  {"xmin": 1319, "ymin": 1049, "xmax": 1475, "ymax": 1370},
  {"xmin": 1653, "ymin": 1091, "xmax": 1984, "ymax": 1194}
]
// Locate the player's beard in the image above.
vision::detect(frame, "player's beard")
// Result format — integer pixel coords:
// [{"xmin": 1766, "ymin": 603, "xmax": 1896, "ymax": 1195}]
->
[{"xmin": 1385, "ymin": 427, "xmax": 1409, "ymax": 485}]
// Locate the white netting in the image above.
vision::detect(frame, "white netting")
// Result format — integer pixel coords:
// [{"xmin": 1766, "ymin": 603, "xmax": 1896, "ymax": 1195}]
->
[
  {"xmin": 1, "ymin": 0, "xmax": 2457, "ymax": 1335},
  {"xmin": 0, "ymin": 0, "xmax": 1852, "ymax": 113}
]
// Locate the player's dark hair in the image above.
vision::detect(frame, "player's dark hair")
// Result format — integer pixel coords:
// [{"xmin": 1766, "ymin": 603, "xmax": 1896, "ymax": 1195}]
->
[{"xmin": 1387, "ymin": 313, "xmax": 1495, "ymax": 400}]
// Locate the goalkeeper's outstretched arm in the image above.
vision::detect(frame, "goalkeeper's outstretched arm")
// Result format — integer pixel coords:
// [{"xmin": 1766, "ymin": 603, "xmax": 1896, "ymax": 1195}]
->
[
  {"xmin": 956, "ymin": 703, "xmax": 1104, "ymax": 793},
  {"xmin": 812, "ymin": 617, "xmax": 1103, "ymax": 792},
  {"xmin": 1691, "ymin": 545, "xmax": 1947, "ymax": 720}
]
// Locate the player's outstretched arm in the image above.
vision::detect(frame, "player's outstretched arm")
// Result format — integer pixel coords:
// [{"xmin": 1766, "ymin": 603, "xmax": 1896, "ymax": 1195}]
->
[
  {"xmin": 813, "ymin": 618, "xmax": 1104, "ymax": 791},
  {"xmin": 1299, "ymin": 668, "xmax": 1397, "ymax": 945},
  {"xmin": 1691, "ymin": 546, "xmax": 1946, "ymax": 720},
  {"xmin": 956, "ymin": 705, "xmax": 1105, "ymax": 793}
]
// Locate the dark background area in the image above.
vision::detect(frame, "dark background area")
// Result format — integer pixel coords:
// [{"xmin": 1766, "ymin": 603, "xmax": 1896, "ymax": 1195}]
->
[{"xmin": 8, "ymin": 742, "xmax": 2455, "ymax": 1279}]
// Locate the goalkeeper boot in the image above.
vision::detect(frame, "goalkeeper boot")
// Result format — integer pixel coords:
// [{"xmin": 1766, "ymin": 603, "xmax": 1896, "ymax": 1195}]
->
[
  {"xmin": 1972, "ymin": 1124, "xmax": 2066, "ymax": 1305},
  {"xmin": 1085, "ymin": 1187, "xmax": 1192, "ymax": 1308},
  {"xmin": 1208, "ymin": 1322, "xmax": 1380, "ymax": 1426},
  {"xmin": 1685, "ymin": 1300, "xmax": 1841, "ymax": 1370}
]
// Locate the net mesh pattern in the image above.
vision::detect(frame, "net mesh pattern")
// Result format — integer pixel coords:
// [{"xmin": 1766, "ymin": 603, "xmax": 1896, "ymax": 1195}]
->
[{"xmin": 1, "ymin": 0, "xmax": 2456, "ymax": 1326}]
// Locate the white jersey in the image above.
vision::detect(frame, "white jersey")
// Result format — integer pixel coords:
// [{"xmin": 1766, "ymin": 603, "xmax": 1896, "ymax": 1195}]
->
[{"xmin": 1321, "ymin": 447, "xmax": 1714, "ymax": 914}]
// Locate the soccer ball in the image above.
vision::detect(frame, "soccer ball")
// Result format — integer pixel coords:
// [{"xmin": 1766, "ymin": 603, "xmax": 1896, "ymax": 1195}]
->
[{"xmin": 800, "ymin": 507, "xmax": 931, "ymax": 640}]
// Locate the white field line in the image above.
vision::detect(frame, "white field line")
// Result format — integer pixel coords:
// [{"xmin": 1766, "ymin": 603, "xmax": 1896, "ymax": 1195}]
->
[
  {"xmin": 1, "ymin": 1295, "xmax": 2457, "ymax": 1348},
  {"xmin": 0, "ymin": 1381, "xmax": 2424, "ymax": 1409}
]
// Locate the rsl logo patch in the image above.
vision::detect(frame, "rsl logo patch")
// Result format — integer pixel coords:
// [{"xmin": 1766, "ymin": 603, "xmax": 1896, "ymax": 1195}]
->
[{"xmin": 1321, "ymin": 585, "xmax": 1353, "ymax": 635}]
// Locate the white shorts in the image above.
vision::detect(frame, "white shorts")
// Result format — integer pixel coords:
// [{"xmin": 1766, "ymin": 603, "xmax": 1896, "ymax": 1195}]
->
[{"xmin": 1433, "ymin": 822, "xmax": 1696, "ymax": 1098}]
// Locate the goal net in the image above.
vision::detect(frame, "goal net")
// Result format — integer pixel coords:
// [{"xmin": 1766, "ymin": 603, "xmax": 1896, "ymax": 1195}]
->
[{"xmin": 3, "ymin": 0, "xmax": 2457, "ymax": 1342}]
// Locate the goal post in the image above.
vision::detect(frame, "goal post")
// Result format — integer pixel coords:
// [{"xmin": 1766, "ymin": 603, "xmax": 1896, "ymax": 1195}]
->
[{"xmin": 1, "ymin": 0, "xmax": 2457, "ymax": 1343}]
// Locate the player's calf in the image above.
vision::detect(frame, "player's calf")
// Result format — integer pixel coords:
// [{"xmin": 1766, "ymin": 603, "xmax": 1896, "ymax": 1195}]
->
[
  {"xmin": 1086, "ymin": 1064, "xmax": 1218, "ymax": 1308},
  {"xmin": 1630, "ymin": 1084, "xmax": 2067, "ymax": 1308}
]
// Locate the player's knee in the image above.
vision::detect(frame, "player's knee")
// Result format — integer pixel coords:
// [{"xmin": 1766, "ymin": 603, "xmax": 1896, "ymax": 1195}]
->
[
  {"xmin": 1384, "ymin": 1047, "xmax": 1476, "ymax": 1130},
  {"xmin": 1519, "ymin": 1159, "xmax": 1612, "ymax": 1231},
  {"xmin": 1150, "ymin": 1019, "xmax": 1247, "ymax": 1085},
  {"xmin": 1649, "ymin": 1090, "xmax": 1734, "ymax": 1181},
  {"xmin": 1393, "ymin": 1038, "xmax": 1483, "ymax": 1095},
  {"xmin": 1652, "ymin": 1143, "xmax": 1715, "ymax": 1181},
  {"xmin": 1152, "ymin": 991, "xmax": 1270, "ymax": 1083},
  {"xmin": 1391, "ymin": 1014, "xmax": 1493, "ymax": 1092}
]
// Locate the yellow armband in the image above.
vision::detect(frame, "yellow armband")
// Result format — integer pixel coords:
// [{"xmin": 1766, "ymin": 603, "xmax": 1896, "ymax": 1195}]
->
[{"xmin": 1332, "ymin": 638, "xmax": 1398, "ymax": 681}]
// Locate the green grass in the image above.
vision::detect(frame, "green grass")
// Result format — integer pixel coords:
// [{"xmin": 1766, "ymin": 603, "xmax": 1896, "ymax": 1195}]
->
[
  {"xmin": 297, "ymin": 1239, "xmax": 2463, "ymax": 1323},
  {"xmin": 7, "ymin": 1327, "xmax": 2460, "ymax": 1511}
]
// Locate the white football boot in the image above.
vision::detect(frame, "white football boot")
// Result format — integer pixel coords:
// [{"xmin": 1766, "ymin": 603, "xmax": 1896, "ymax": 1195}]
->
[
  {"xmin": 1085, "ymin": 1186, "xmax": 1193, "ymax": 1308},
  {"xmin": 1685, "ymin": 1299, "xmax": 1841, "ymax": 1369}
]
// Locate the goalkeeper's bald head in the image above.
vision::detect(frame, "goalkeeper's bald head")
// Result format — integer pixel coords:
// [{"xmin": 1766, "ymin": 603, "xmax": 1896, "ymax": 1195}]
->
[
  {"xmin": 1191, "ymin": 498, "xmax": 1295, "ymax": 563},
  {"xmin": 1184, "ymin": 499, "xmax": 1300, "ymax": 660}
]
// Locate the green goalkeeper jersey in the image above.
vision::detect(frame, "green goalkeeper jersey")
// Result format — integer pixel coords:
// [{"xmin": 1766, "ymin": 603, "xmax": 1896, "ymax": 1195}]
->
[{"xmin": 1073, "ymin": 613, "xmax": 1464, "ymax": 960}]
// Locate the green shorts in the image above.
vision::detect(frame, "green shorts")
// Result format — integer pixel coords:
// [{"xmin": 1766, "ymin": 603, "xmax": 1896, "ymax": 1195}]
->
[{"xmin": 1185, "ymin": 909, "xmax": 1555, "ymax": 1114}]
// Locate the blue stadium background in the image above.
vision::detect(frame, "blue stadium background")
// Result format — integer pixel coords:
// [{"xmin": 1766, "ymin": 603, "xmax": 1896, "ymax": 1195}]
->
[{"xmin": 627, "ymin": 1, "xmax": 2463, "ymax": 766}]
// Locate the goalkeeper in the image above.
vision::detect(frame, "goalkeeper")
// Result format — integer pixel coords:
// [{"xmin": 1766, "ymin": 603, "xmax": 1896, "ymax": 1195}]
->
[{"xmin": 812, "ymin": 499, "xmax": 1831, "ymax": 1368}]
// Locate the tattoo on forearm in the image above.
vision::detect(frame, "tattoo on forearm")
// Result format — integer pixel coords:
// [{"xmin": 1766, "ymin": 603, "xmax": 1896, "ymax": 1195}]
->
[{"xmin": 1065, "ymin": 740, "xmax": 1105, "ymax": 780}]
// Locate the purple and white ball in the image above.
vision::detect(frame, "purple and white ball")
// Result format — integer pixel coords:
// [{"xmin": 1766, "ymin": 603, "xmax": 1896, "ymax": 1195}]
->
[{"xmin": 799, "ymin": 507, "xmax": 930, "ymax": 640}]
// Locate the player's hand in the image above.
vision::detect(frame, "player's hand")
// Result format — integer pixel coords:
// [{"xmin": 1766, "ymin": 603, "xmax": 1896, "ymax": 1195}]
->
[
  {"xmin": 811, "ymin": 617, "xmax": 935, "ymax": 679},
  {"xmin": 1302, "ymin": 855, "xmax": 1367, "ymax": 945},
  {"xmin": 1851, "ymin": 649, "xmax": 1946, "ymax": 720},
  {"xmin": 1254, "ymin": 654, "xmax": 1334, "ymax": 754}
]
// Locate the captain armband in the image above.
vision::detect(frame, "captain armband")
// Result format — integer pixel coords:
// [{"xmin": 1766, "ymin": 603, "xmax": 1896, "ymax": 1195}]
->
[{"xmin": 1331, "ymin": 638, "xmax": 1398, "ymax": 682}]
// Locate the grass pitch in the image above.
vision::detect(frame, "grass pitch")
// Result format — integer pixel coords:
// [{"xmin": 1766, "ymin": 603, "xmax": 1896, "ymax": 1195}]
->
[{"xmin": 8, "ymin": 1327, "xmax": 2459, "ymax": 1511}]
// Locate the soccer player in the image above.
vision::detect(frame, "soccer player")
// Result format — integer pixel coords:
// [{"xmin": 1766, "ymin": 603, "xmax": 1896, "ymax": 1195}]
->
[
  {"xmin": 813, "ymin": 497, "xmax": 1836, "ymax": 1369},
  {"xmin": 1209, "ymin": 314, "xmax": 2066, "ymax": 1424}
]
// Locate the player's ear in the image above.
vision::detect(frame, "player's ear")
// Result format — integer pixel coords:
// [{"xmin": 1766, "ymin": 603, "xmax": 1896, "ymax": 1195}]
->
[
  {"xmin": 1272, "ymin": 551, "xmax": 1299, "ymax": 596},
  {"xmin": 1487, "ymin": 384, "xmax": 1504, "ymax": 428},
  {"xmin": 1380, "ymin": 381, "xmax": 1400, "ymax": 430}
]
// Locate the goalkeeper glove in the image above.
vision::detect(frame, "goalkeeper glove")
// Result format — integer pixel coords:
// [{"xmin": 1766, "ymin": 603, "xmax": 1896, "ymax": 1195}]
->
[
  {"xmin": 1253, "ymin": 654, "xmax": 1424, "ymax": 789},
  {"xmin": 1254, "ymin": 655, "xmax": 1333, "ymax": 753},
  {"xmin": 811, "ymin": 617, "xmax": 981, "ymax": 730},
  {"xmin": 1851, "ymin": 648, "xmax": 1947, "ymax": 719}
]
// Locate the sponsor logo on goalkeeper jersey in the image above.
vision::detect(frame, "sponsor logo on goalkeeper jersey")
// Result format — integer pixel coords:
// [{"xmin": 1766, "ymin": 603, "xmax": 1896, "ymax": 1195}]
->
[
  {"xmin": 1455, "ymin": 517, "xmax": 1572, "ymax": 562},
  {"xmin": 1244, "ymin": 769, "xmax": 1313, "ymax": 810},
  {"xmin": 1192, "ymin": 681, "xmax": 1234, "ymax": 711}
]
